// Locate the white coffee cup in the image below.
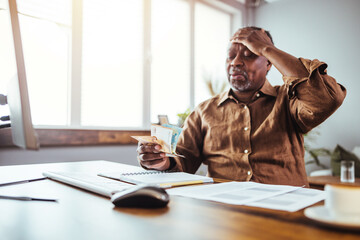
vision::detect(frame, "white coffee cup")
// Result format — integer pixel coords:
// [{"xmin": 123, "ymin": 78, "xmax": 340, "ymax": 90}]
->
[{"xmin": 324, "ymin": 184, "xmax": 360, "ymax": 222}]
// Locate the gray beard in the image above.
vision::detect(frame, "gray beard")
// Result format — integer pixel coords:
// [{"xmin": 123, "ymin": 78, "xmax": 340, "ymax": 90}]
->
[{"xmin": 230, "ymin": 80, "xmax": 252, "ymax": 92}]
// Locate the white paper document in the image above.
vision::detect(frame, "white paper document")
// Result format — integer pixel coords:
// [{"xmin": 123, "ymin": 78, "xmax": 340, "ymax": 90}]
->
[
  {"xmin": 167, "ymin": 182, "xmax": 325, "ymax": 212},
  {"xmin": 246, "ymin": 187, "xmax": 325, "ymax": 212}
]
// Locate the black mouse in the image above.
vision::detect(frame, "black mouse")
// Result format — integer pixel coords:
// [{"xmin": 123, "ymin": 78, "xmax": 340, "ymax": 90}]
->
[{"xmin": 111, "ymin": 185, "xmax": 169, "ymax": 208}]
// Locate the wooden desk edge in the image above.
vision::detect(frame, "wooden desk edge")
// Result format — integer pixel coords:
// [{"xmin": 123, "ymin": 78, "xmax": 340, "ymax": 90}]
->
[{"xmin": 308, "ymin": 175, "xmax": 360, "ymax": 190}]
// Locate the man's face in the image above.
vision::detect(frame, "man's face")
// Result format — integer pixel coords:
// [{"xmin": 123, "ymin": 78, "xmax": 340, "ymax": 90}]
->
[{"xmin": 226, "ymin": 42, "xmax": 270, "ymax": 93}]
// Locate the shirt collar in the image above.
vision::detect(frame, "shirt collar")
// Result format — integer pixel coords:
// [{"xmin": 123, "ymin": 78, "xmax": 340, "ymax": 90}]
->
[
  {"xmin": 259, "ymin": 79, "xmax": 277, "ymax": 97},
  {"xmin": 217, "ymin": 89, "xmax": 236, "ymax": 106},
  {"xmin": 217, "ymin": 79, "xmax": 277, "ymax": 107}
]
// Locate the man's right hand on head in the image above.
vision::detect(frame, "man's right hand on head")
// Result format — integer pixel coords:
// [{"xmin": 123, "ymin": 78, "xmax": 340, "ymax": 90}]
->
[{"xmin": 136, "ymin": 142, "xmax": 171, "ymax": 171}]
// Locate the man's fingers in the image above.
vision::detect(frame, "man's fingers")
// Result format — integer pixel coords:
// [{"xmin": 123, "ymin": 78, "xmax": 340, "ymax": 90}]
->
[
  {"xmin": 137, "ymin": 143, "xmax": 162, "ymax": 154},
  {"xmin": 141, "ymin": 158, "xmax": 167, "ymax": 167},
  {"xmin": 232, "ymin": 32, "xmax": 251, "ymax": 40},
  {"xmin": 231, "ymin": 29, "xmax": 268, "ymax": 42},
  {"xmin": 231, "ymin": 38, "xmax": 246, "ymax": 45},
  {"xmin": 139, "ymin": 156, "xmax": 170, "ymax": 171},
  {"xmin": 138, "ymin": 153, "xmax": 168, "ymax": 169},
  {"xmin": 138, "ymin": 152, "xmax": 166, "ymax": 162},
  {"xmin": 231, "ymin": 28, "xmax": 255, "ymax": 39}
]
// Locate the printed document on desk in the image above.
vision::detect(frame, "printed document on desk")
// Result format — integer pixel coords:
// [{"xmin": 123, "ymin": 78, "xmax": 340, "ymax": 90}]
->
[
  {"xmin": 167, "ymin": 182, "xmax": 325, "ymax": 212},
  {"xmin": 246, "ymin": 187, "xmax": 325, "ymax": 212}
]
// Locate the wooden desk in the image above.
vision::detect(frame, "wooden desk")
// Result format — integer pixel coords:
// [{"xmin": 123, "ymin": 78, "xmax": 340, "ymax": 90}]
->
[
  {"xmin": 308, "ymin": 175, "xmax": 360, "ymax": 190},
  {"xmin": 0, "ymin": 161, "xmax": 359, "ymax": 240}
]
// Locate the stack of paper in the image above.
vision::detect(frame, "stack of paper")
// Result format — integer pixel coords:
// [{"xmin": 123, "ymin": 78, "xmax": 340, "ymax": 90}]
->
[{"xmin": 132, "ymin": 124, "xmax": 184, "ymax": 158}]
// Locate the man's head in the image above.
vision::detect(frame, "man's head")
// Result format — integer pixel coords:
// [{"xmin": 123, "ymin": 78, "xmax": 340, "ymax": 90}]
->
[{"xmin": 226, "ymin": 26, "xmax": 273, "ymax": 94}]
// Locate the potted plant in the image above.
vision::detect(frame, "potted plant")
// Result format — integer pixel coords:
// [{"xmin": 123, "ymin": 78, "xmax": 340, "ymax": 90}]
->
[{"xmin": 305, "ymin": 131, "xmax": 360, "ymax": 177}]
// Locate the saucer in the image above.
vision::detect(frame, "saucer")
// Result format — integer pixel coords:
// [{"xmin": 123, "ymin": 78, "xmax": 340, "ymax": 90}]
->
[{"xmin": 304, "ymin": 206, "xmax": 360, "ymax": 230}]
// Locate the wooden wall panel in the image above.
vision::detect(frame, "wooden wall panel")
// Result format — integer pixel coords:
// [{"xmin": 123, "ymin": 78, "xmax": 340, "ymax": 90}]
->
[{"xmin": 0, "ymin": 128, "xmax": 150, "ymax": 147}]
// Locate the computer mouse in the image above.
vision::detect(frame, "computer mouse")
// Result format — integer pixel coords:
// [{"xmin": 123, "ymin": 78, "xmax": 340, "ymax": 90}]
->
[{"xmin": 111, "ymin": 185, "xmax": 170, "ymax": 208}]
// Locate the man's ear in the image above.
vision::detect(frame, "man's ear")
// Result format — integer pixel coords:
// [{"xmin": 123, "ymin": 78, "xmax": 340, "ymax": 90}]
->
[{"xmin": 266, "ymin": 60, "xmax": 272, "ymax": 74}]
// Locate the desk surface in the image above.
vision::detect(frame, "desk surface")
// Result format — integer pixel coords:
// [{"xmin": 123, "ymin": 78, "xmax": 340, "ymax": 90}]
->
[
  {"xmin": 308, "ymin": 175, "xmax": 360, "ymax": 189},
  {"xmin": 0, "ymin": 161, "xmax": 359, "ymax": 240}
]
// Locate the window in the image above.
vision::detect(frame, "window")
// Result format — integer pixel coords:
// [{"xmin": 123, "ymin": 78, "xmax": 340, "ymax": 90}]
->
[
  {"xmin": 1, "ymin": 0, "xmax": 71, "ymax": 125},
  {"xmin": 194, "ymin": 2, "xmax": 231, "ymax": 105},
  {"xmin": 151, "ymin": 0, "xmax": 190, "ymax": 124},
  {"xmin": 1, "ymin": 0, "xmax": 239, "ymax": 130},
  {"xmin": 81, "ymin": 0, "xmax": 143, "ymax": 127}
]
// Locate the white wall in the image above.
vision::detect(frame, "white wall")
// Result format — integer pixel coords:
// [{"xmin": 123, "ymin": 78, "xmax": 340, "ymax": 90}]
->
[{"xmin": 254, "ymin": 0, "xmax": 360, "ymax": 152}]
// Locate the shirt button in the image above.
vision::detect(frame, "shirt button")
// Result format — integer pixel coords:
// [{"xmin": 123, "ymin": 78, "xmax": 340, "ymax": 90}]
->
[
  {"xmin": 244, "ymin": 127, "xmax": 248, "ymax": 131},
  {"xmin": 243, "ymin": 105, "xmax": 247, "ymax": 109},
  {"xmin": 256, "ymin": 93, "xmax": 260, "ymax": 97},
  {"xmin": 244, "ymin": 149, "xmax": 249, "ymax": 154},
  {"xmin": 247, "ymin": 171, "xmax": 251, "ymax": 175}
]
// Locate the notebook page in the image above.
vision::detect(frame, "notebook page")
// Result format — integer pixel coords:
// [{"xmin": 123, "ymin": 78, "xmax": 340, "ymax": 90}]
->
[{"xmin": 98, "ymin": 172, "xmax": 213, "ymax": 188}]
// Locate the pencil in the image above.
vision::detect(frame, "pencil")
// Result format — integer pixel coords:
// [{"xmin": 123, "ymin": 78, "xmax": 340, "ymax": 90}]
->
[{"xmin": 0, "ymin": 177, "xmax": 47, "ymax": 187}]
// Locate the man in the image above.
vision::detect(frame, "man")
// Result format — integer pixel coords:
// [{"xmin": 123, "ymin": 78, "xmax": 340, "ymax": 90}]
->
[{"xmin": 137, "ymin": 26, "xmax": 346, "ymax": 186}]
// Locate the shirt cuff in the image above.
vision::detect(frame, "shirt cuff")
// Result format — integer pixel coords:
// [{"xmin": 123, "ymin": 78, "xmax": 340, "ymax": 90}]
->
[
  {"xmin": 166, "ymin": 157, "xmax": 177, "ymax": 171},
  {"xmin": 282, "ymin": 58, "xmax": 328, "ymax": 98}
]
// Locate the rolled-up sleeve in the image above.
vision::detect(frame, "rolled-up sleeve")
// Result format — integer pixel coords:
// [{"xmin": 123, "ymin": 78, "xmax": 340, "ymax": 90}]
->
[{"xmin": 285, "ymin": 58, "xmax": 346, "ymax": 133}]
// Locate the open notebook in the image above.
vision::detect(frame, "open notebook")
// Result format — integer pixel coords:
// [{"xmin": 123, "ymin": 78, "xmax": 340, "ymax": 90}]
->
[{"xmin": 98, "ymin": 171, "xmax": 213, "ymax": 188}]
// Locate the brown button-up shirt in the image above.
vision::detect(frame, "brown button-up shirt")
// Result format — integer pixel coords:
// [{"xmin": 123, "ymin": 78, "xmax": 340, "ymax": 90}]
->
[{"xmin": 172, "ymin": 58, "xmax": 346, "ymax": 186}]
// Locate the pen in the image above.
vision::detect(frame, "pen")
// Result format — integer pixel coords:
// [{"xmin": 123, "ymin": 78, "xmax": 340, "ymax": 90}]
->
[
  {"xmin": 0, "ymin": 177, "xmax": 47, "ymax": 187},
  {"xmin": 159, "ymin": 180, "xmax": 206, "ymax": 188},
  {"xmin": 0, "ymin": 195, "xmax": 58, "ymax": 202}
]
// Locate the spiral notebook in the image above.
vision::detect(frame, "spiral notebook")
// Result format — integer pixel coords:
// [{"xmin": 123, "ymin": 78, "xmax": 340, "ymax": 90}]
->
[{"xmin": 98, "ymin": 171, "xmax": 213, "ymax": 188}]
